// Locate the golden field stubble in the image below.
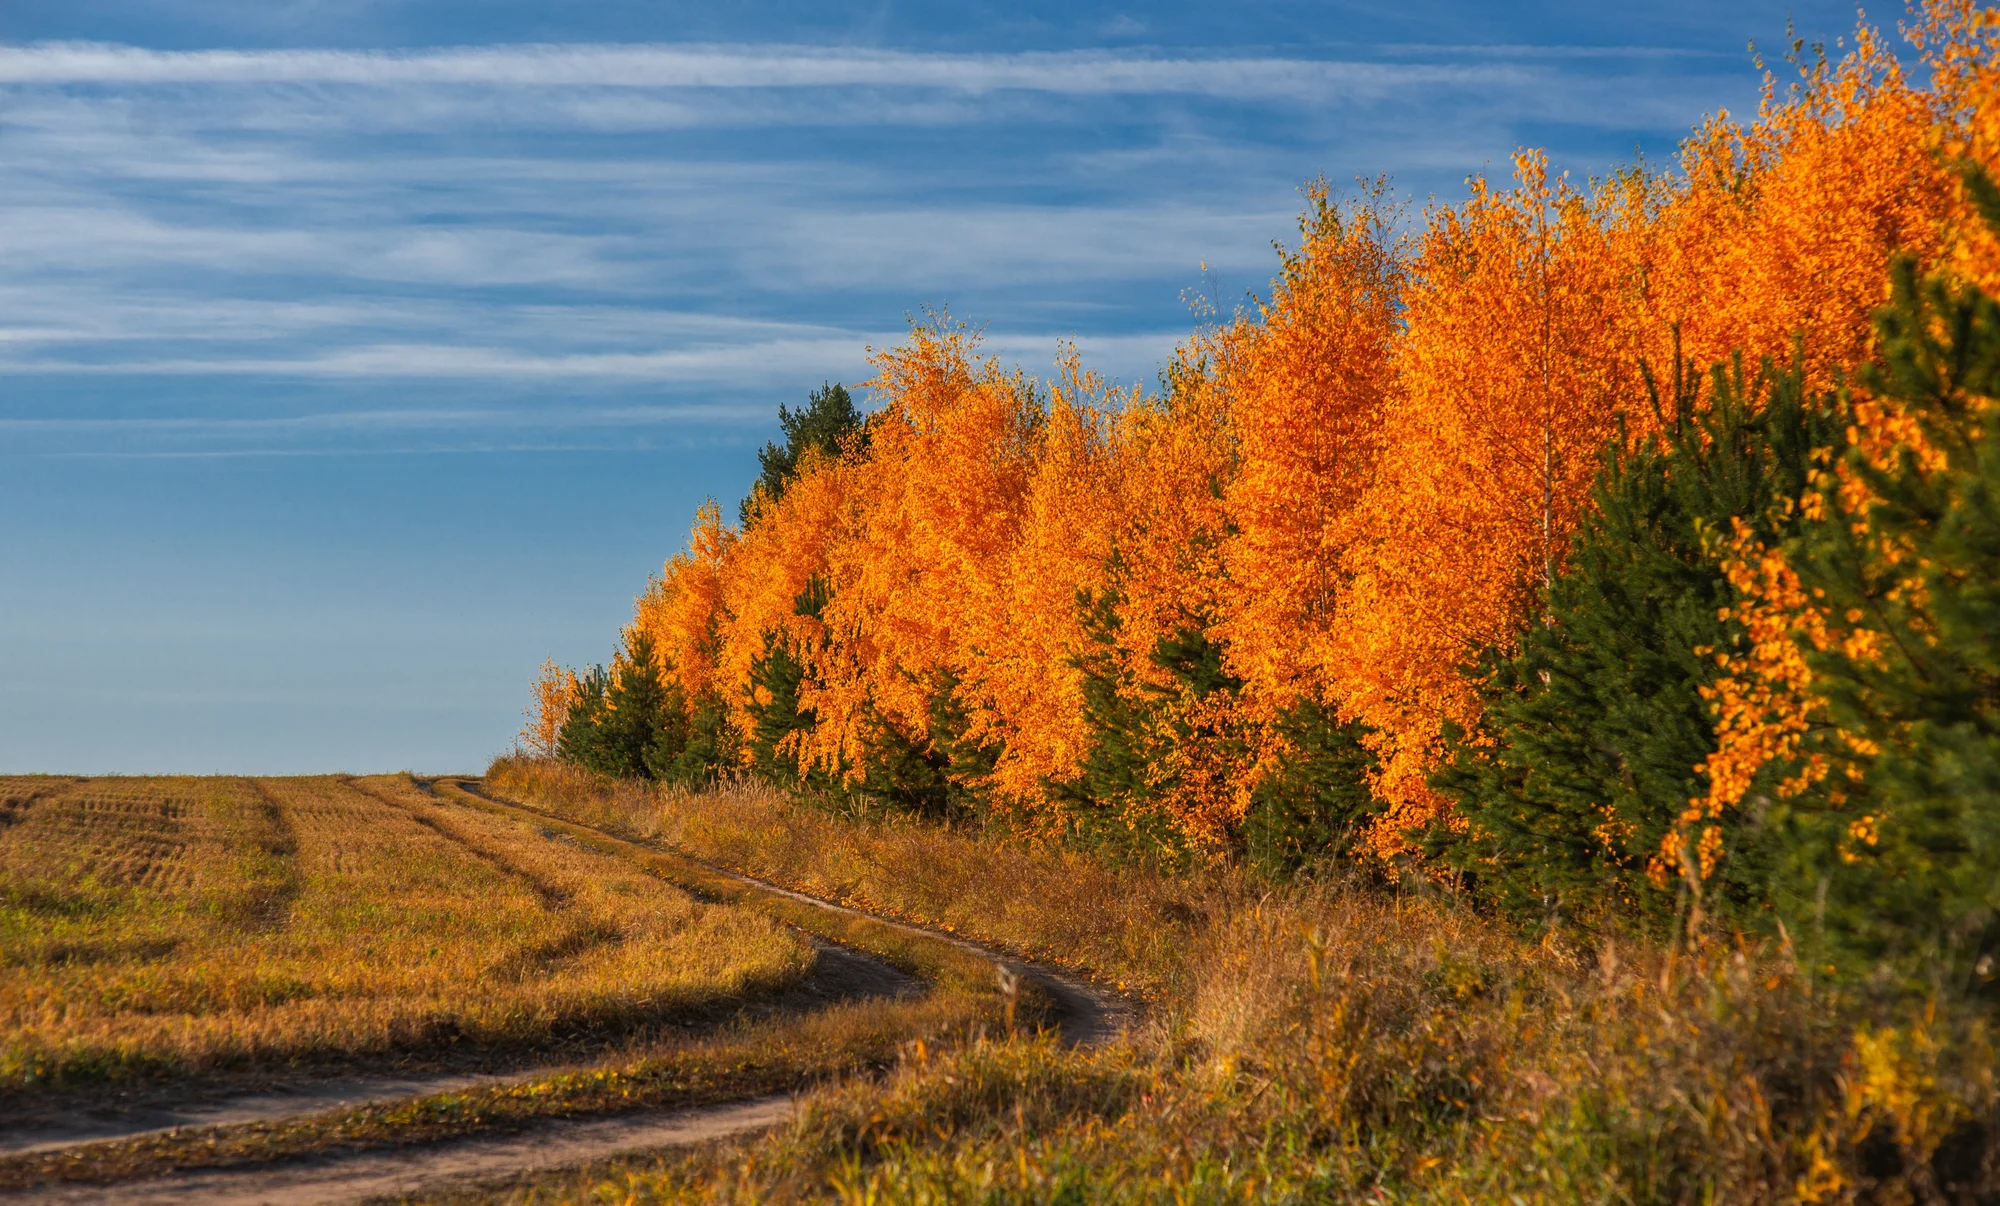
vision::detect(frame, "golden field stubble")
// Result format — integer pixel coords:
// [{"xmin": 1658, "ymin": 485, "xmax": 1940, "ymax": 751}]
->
[{"xmin": 0, "ymin": 774, "xmax": 810, "ymax": 1089}]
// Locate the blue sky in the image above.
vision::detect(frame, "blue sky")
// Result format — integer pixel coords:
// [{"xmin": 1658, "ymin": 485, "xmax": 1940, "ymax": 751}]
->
[{"xmin": 1, "ymin": 0, "xmax": 1876, "ymax": 773}]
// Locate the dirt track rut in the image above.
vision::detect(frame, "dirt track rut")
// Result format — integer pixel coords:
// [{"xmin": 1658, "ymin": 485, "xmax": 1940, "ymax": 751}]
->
[
  {"xmin": 7, "ymin": 1096, "xmax": 794, "ymax": 1206},
  {"xmin": 447, "ymin": 780, "xmax": 1134, "ymax": 1049}
]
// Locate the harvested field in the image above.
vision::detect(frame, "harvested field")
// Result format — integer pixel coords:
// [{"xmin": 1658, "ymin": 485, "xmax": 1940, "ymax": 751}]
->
[
  {"xmin": 0, "ymin": 776, "xmax": 1093, "ymax": 1202},
  {"xmin": 0, "ymin": 774, "xmax": 812, "ymax": 1096}
]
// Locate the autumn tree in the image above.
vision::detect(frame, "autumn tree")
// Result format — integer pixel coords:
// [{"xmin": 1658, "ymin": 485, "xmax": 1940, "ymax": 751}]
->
[
  {"xmin": 520, "ymin": 659, "xmax": 578, "ymax": 758},
  {"xmin": 523, "ymin": 1, "xmax": 1995, "ymax": 899},
  {"xmin": 1331, "ymin": 152, "xmax": 1636, "ymax": 857},
  {"xmin": 620, "ymin": 501, "xmax": 740, "ymax": 784},
  {"xmin": 791, "ymin": 319, "xmax": 1041, "ymax": 813},
  {"xmin": 1212, "ymin": 180, "xmax": 1403, "ymax": 710},
  {"xmin": 1326, "ymin": 11, "xmax": 1970, "ymax": 857},
  {"xmin": 1058, "ymin": 356, "xmax": 1244, "ymax": 851}
]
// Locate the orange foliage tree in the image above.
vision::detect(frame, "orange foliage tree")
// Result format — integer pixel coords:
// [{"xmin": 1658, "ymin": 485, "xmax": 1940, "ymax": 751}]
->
[
  {"xmin": 1328, "ymin": 9, "xmax": 1971, "ymax": 856},
  {"xmin": 717, "ymin": 443, "xmax": 862, "ymax": 768},
  {"xmin": 1211, "ymin": 181, "xmax": 1404, "ymax": 718},
  {"xmin": 630, "ymin": 499, "xmax": 736, "ymax": 714},
  {"xmin": 794, "ymin": 320, "xmax": 1041, "ymax": 790},
  {"xmin": 1333, "ymin": 152, "xmax": 1640, "ymax": 855},
  {"xmin": 1670, "ymin": 0, "xmax": 1998, "ymax": 889},
  {"xmin": 520, "ymin": 659, "xmax": 579, "ymax": 757}
]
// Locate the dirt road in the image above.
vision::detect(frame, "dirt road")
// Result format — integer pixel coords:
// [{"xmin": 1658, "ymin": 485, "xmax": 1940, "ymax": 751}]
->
[{"xmin": 9, "ymin": 1096, "xmax": 795, "ymax": 1206}]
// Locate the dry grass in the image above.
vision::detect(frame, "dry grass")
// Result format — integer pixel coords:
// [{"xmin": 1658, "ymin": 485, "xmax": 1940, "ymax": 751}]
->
[
  {"xmin": 485, "ymin": 756, "xmax": 1218, "ymax": 1000},
  {"xmin": 0, "ymin": 773, "xmax": 810, "ymax": 1096},
  {"xmin": 430, "ymin": 778, "xmax": 1026, "ymax": 1009},
  {"xmin": 477, "ymin": 757, "xmax": 2000, "ymax": 1205}
]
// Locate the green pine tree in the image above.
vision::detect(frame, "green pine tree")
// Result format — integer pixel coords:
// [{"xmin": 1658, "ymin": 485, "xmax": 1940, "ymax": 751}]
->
[
  {"xmin": 1241, "ymin": 697, "xmax": 1380, "ymax": 877},
  {"xmin": 1064, "ymin": 587, "xmax": 1377, "ymax": 872},
  {"xmin": 744, "ymin": 578, "xmax": 838, "ymax": 790},
  {"xmin": 1764, "ymin": 166, "xmax": 2000, "ymax": 991},
  {"xmin": 743, "ymin": 578, "xmax": 992, "ymax": 821},
  {"xmin": 739, "ymin": 383, "xmax": 867, "ymax": 525},
  {"xmin": 1432, "ymin": 344, "xmax": 1840, "ymax": 936},
  {"xmin": 558, "ymin": 629, "xmax": 683, "ymax": 781},
  {"xmin": 647, "ymin": 695, "xmax": 737, "ymax": 790}
]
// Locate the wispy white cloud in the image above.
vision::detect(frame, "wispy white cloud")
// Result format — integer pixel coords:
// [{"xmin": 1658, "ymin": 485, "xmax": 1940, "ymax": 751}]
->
[
  {"xmin": 1370, "ymin": 41, "xmax": 1738, "ymax": 60},
  {"xmin": 0, "ymin": 41, "xmax": 1533, "ymax": 101},
  {"xmin": 0, "ymin": 44, "xmax": 1725, "ymax": 139},
  {"xmin": 0, "ymin": 204, "xmax": 643, "ymax": 288},
  {"xmin": 0, "ymin": 292, "xmax": 874, "ymax": 348},
  {"xmin": 25, "ymin": 442, "xmax": 742, "ymax": 460},
  {"xmin": 0, "ymin": 327, "xmax": 1183, "ymax": 386},
  {"xmin": 0, "ymin": 402, "xmax": 767, "ymax": 432},
  {"xmin": 0, "ymin": 339, "xmax": 882, "ymax": 380},
  {"xmin": 0, "ymin": 32, "xmax": 1760, "ymax": 462}
]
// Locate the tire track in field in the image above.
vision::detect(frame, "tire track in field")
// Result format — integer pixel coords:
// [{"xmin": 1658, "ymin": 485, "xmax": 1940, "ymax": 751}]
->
[
  {"xmin": 237, "ymin": 780, "xmax": 300, "ymax": 862},
  {"xmin": 447, "ymin": 779, "xmax": 1137, "ymax": 1049},
  {"xmin": 231, "ymin": 779, "xmax": 303, "ymax": 931},
  {"xmin": 339, "ymin": 778, "xmax": 572, "ymax": 911},
  {"xmin": 0, "ymin": 942, "xmax": 915, "ymax": 1165},
  {"xmin": 337, "ymin": 778, "xmax": 630, "ymax": 988},
  {"xmin": 3, "ymin": 1095, "xmax": 795, "ymax": 1206},
  {"xmin": 0, "ymin": 780, "xmax": 80, "ymax": 834}
]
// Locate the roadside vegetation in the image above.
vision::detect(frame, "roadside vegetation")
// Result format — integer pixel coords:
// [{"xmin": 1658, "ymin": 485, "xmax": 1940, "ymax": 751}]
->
[
  {"xmin": 10, "ymin": 4, "xmax": 1999, "ymax": 1202},
  {"xmin": 486, "ymin": 757, "xmax": 1195, "ymax": 998},
  {"xmin": 529, "ymin": 2, "xmax": 2000, "ymax": 992},
  {"xmin": 475, "ymin": 763, "xmax": 1997, "ymax": 1204},
  {"xmin": 0, "ymin": 983, "xmax": 991, "ymax": 1194}
]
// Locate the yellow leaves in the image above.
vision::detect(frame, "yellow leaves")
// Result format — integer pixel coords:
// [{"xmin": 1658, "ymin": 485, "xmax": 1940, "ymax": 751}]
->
[
  {"xmin": 1330, "ymin": 148, "xmax": 1641, "ymax": 855},
  {"xmin": 1684, "ymin": 30, "xmax": 1982, "ymax": 871},
  {"xmin": 1845, "ymin": 814, "xmax": 1883, "ymax": 855},
  {"xmin": 1911, "ymin": 0, "xmax": 2000, "ymax": 293},
  {"xmin": 721, "ymin": 445, "xmax": 865, "ymax": 767},
  {"xmin": 631, "ymin": 499, "xmax": 736, "ymax": 713},
  {"xmin": 1685, "ymin": 519, "xmax": 1833, "ymax": 877},
  {"xmin": 1792, "ymin": 1124, "xmax": 1852, "ymax": 1203},
  {"xmin": 803, "ymin": 321, "xmax": 1047, "ymax": 792},
  {"xmin": 1697, "ymin": 825, "xmax": 1726, "ymax": 879},
  {"xmin": 1213, "ymin": 182, "xmax": 1403, "ymax": 718},
  {"xmin": 520, "ymin": 659, "xmax": 580, "ymax": 757},
  {"xmin": 1842, "ymin": 1013, "xmax": 1986, "ymax": 1174}
]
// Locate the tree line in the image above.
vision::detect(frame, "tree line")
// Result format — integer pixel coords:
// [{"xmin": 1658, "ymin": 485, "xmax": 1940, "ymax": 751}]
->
[{"xmin": 527, "ymin": 2, "xmax": 2000, "ymax": 994}]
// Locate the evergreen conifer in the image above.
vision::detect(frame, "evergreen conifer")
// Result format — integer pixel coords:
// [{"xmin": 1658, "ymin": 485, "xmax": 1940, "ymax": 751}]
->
[
  {"xmin": 1433, "ymin": 346, "xmax": 1840, "ymax": 934},
  {"xmin": 739, "ymin": 383, "xmax": 866, "ymax": 524},
  {"xmin": 1766, "ymin": 170, "xmax": 2000, "ymax": 988}
]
